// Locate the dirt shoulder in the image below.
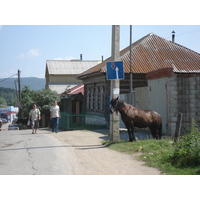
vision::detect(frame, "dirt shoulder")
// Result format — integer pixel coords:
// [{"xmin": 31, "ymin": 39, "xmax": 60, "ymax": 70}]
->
[{"xmin": 53, "ymin": 129, "xmax": 161, "ymax": 175}]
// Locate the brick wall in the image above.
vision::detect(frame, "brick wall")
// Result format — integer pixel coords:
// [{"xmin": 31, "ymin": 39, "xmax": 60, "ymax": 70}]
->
[
  {"xmin": 167, "ymin": 74, "xmax": 200, "ymax": 136},
  {"xmin": 147, "ymin": 67, "xmax": 174, "ymax": 80}
]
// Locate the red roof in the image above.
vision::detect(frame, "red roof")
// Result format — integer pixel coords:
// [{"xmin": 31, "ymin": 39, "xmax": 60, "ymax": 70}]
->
[{"xmin": 66, "ymin": 84, "xmax": 84, "ymax": 95}]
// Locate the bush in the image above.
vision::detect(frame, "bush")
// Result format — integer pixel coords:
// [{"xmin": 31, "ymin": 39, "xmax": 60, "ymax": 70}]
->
[{"xmin": 169, "ymin": 119, "xmax": 200, "ymax": 168}]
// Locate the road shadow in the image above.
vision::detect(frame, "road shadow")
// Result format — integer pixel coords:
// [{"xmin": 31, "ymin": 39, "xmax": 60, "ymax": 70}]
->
[
  {"xmin": 0, "ymin": 144, "xmax": 107, "ymax": 152},
  {"xmin": 97, "ymin": 129, "xmax": 151, "ymax": 141}
]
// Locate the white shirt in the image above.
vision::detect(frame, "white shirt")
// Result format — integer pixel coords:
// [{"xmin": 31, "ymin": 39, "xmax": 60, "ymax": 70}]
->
[
  {"xmin": 29, "ymin": 109, "xmax": 40, "ymax": 120},
  {"xmin": 50, "ymin": 105, "xmax": 60, "ymax": 118}
]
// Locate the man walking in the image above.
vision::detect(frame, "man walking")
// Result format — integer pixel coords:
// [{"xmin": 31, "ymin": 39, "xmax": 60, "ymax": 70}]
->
[
  {"xmin": 28, "ymin": 104, "xmax": 41, "ymax": 134},
  {"xmin": 50, "ymin": 101, "xmax": 60, "ymax": 133}
]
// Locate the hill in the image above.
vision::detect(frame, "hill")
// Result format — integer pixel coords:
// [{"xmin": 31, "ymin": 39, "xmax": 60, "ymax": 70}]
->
[{"xmin": 0, "ymin": 77, "xmax": 45, "ymax": 91}]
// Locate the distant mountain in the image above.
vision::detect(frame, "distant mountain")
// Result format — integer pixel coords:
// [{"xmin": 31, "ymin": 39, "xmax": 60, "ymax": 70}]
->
[{"xmin": 0, "ymin": 77, "xmax": 45, "ymax": 91}]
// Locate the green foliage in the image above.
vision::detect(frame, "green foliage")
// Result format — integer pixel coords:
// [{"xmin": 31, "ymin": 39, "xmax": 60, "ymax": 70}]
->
[
  {"xmin": 103, "ymin": 121, "xmax": 200, "ymax": 175},
  {"xmin": 21, "ymin": 86, "xmax": 59, "ymax": 117},
  {"xmin": 0, "ymin": 87, "xmax": 17, "ymax": 106},
  {"xmin": 0, "ymin": 97, "xmax": 7, "ymax": 106},
  {"xmin": 169, "ymin": 119, "xmax": 200, "ymax": 168}
]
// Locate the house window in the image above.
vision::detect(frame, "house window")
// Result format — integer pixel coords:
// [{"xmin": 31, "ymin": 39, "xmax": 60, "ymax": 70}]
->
[
  {"xmin": 86, "ymin": 89, "xmax": 90, "ymax": 109},
  {"xmin": 90, "ymin": 88, "xmax": 94, "ymax": 109},
  {"xmin": 100, "ymin": 86, "xmax": 104, "ymax": 111},
  {"xmin": 95, "ymin": 86, "xmax": 99, "ymax": 110}
]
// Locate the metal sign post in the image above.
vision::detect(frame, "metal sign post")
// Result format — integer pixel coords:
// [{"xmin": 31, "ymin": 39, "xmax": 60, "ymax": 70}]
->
[{"xmin": 109, "ymin": 25, "xmax": 120, "ymax": 142}]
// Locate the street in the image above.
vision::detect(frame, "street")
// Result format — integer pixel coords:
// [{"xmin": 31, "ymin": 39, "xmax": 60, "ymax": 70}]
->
[
  {"xmin": 0, "ymin": 124, "xmax": 72, "ymax": 175},
  {"xmin": 0, "ymin": 123, "xmax": 161, "ymax": 175}
]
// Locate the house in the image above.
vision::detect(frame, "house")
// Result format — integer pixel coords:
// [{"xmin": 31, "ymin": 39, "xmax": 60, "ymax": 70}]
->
[
  {"xmin": 45, "ymin": 57, "xmax": 100, "ymax": 94},
  {"xmin": 59, "ymin": 84, "xmax": 84, "ymax": 114},
  {"xmin": 0, "ymin": 106, "xmax": 19, "ymax": 122},
  {"xmin": 77, "ymin": 33, "xmax": 200, "ymax": 136}
]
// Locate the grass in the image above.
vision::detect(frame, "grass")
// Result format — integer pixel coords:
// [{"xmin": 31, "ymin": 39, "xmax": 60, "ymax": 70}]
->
[{"xmin": 102, "ymin": 137, "xmax": 200, "ymax": 175}]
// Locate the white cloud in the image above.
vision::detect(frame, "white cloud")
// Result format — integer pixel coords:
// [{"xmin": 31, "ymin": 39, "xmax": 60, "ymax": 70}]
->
[
  {"xmin": 17, "ymin": 48, "xmax": 40, "ymax": 59},
  {"xmin": 28, "ymin": 49, "xmax": 40, "ymax": 57}
]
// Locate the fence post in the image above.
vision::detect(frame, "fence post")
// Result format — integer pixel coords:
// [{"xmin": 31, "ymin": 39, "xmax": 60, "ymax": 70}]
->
[{"xmin": 174, "ymin": 113, "xmax": 183, "ymax": 143}]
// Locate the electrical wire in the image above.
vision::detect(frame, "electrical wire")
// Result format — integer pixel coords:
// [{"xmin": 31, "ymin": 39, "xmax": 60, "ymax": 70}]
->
[
  {"xmin": 0, "ymin": 73, "xmax": 17, "ymax": 83},
  {"xmin": 164, "ymin": 29, "xmax": 200, "ymax": 39}
]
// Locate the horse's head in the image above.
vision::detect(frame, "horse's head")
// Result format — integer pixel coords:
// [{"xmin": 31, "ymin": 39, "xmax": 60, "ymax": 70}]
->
[{"xmin": 110, "ymin": 97, "xmax": 119, "ymax": 114}]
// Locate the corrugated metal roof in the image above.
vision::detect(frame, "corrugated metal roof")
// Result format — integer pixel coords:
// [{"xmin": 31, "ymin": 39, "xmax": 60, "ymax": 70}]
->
[
  {"xmin": 67, "ymin": 84, "xmax": 84, "ymax": 95},
  {"xmin": 59, "ymin": 84, "xmax": 84, "ymax": 97},
  {"xmin": 49, "ymin": 84, "xmax": 77, "ymax": 94},
  {"xmin": 46, "ymin": 60, "xmax": 100, "ymax": 75},
  {"xmin": 77, "ymin": 33, "xmax": 200, "ymax": 78}
]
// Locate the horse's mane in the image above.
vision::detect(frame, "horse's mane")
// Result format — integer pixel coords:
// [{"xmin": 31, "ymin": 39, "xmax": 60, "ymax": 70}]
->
[{"xmin": 118, "ymin": 100, "xmax": 133, "ymax": 109}]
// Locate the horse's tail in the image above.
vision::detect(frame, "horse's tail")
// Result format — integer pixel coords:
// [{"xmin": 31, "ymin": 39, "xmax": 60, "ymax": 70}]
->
[{"xmin": 152, "ymin": 111, "xmax": 162, "ymax": 139}]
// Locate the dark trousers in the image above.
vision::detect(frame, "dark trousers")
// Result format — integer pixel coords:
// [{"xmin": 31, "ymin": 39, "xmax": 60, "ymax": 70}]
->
[{"xmin": 52, "ymin": 117, "xmax": 59, "ymax": 132}]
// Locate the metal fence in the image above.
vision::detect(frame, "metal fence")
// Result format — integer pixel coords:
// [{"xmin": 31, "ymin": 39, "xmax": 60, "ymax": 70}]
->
[{"xmin": 59, "ymin": 113, "xmax": 108, "ymax": 130}]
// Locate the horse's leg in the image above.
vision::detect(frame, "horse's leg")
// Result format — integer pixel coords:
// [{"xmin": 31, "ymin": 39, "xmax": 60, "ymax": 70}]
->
[
  {"xmin": 149, "ymin": 126, "xmax": 157, "ymax": 139},
  {"xmin": 130, "ymin": 125, "xmax": 136, "ymax": 142},
  {"xmin": 150, "ymin": 122, "xmax": 163, "ymax": 140},
  {"xmin": 125, "ymin": 123, "xmax": 132, "ymax": 142}
]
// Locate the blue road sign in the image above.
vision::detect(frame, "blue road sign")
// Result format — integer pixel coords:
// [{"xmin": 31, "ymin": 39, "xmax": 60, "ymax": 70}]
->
[{"xmin": 106, "ymin": 61, "xmax": 124, "ymax": 80}]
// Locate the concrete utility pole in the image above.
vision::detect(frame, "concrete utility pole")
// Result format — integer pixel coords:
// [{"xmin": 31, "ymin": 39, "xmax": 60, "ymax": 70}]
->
[
  {"xmin": 129, "ymin": 25, "xmax": 133, "ymax": 105},
  {"xmin": 110, "ymin": 25, "xmax": 120, "ymax": 142}
]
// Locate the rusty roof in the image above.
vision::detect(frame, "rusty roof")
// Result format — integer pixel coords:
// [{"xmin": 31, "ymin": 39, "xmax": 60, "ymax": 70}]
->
[{"xmin": 77, "ymin": 33, "xmax": 200, "ymax": 79}]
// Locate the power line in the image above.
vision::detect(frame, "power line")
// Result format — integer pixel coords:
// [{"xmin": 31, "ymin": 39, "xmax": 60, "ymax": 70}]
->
[
  {"xmin": 0, "ymin": 73, "xmax": 17, "ymax": 83},
  {"xmin": 164, "ymin": 29, "xmax": 200, "ymax": 39},
  {"xmin": 176, "ymin": 29, "xmax": 200, "ymax": 37}
]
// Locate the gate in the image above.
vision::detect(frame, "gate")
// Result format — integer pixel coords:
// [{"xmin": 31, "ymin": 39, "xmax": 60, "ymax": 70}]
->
[{"xmin": 59, "ymin": 113, "xmax": 107, "ymax": 130}]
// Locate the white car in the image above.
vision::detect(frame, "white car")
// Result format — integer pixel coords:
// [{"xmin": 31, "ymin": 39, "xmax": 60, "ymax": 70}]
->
[{"xmin": 8, "ymin": 124, "xmax": 19, "ymax": 130}]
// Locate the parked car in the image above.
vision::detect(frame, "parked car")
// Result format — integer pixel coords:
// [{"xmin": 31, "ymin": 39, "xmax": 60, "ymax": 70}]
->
[
  {"xmin": 1, "ymin": 118, "xmax": 8, "ymax": 123},
  {"xmin": 0, "ymin": 118, "xmax": 2, "ymax": 130},
  {"xmin": 8, "ymin": 124, "xmax": 19, "ymax": 130}
]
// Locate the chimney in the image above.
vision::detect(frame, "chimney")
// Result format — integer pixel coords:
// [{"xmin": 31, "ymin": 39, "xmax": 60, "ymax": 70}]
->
[
  {"xmin": 102, "ymin": 55, "xmax": 103, "ymax": 62},
  {"xmin": 80, "ymin": 54, "xmax": 82, "ymax": 61},
  {"xmin": 172, "ymin": 31, "xmax": 175, "ymax": 43}
]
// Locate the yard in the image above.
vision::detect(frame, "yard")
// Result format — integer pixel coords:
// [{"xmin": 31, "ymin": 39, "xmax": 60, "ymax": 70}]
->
[{"xmin": 103, "ymin": 120, "xmax": 200, "ymax": 175}]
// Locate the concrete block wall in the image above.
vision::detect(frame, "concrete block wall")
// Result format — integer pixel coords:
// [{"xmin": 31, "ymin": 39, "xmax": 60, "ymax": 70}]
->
[{"xmin": 167, "ymin": 75, "xmax": 200, "ymax": 136}]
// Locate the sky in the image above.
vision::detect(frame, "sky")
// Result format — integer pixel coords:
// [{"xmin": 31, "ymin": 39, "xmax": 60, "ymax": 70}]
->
[
  {"xmin": 0, "ymin": 0, "xmax": 199, "ymax": 196},
  {"xmin": 0, "ymin": 0, "xmax": 199, "ymax": 80},
  {"xmin": 0, "ymin": 25, "xmax": 200, "ymax": 78},
  {"xmin": 0, "ymin": 25, "xmax": 200, "ymax": 79}
]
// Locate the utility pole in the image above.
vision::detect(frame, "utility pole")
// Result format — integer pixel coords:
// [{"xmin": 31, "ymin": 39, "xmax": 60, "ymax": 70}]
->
[
  {"xmin": 110, "ymin": 25, "xmax": 120, "ymax": 142},
  {"xmin": 130, "ymin": 25, "xmax": 133, "ymax": 104},
  {"xmin": 18, "ymin": 69, "xmax": 22, "ymax": 118},
  {"xmin": 14, "ymin": 80, "xmax": 18, "ymax": 102}
]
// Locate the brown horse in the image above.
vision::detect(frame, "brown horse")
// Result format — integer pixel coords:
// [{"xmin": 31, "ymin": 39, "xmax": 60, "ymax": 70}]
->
[{"xmin": 110, "ymin": 97, "xmax": 162, "ymax": 141}]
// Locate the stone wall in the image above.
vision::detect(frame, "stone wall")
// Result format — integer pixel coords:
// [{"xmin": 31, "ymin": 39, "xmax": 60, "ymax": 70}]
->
[{"xmin": 167, "ymin": 74, "xmax": 200, "ymax": 136}]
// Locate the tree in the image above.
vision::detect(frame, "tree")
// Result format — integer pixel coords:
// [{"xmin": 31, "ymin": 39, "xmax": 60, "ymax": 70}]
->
[
  {"xmin": 0, "ymin": 97, "xmax": 7, "ymax": 106},
  {"xmin": 33, "ymin": 89, "xmax": 59, "ymax": 115},
  {"xmin": 21, "ymin": 86, "xmax": 59, "ymax": 117},
  {"xmin": 21, "ymin": 86, "xmax": 34, "ymax": 117},
  {"xmin": 0, "ymin": 87, "xmax": 17, "ymax": 106}
]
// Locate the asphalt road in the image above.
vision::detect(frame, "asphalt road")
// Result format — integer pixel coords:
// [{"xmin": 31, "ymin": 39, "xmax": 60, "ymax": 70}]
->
[{"xmin": 0, "ymin": 124, "xmax": 72, "ymax": 175}]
